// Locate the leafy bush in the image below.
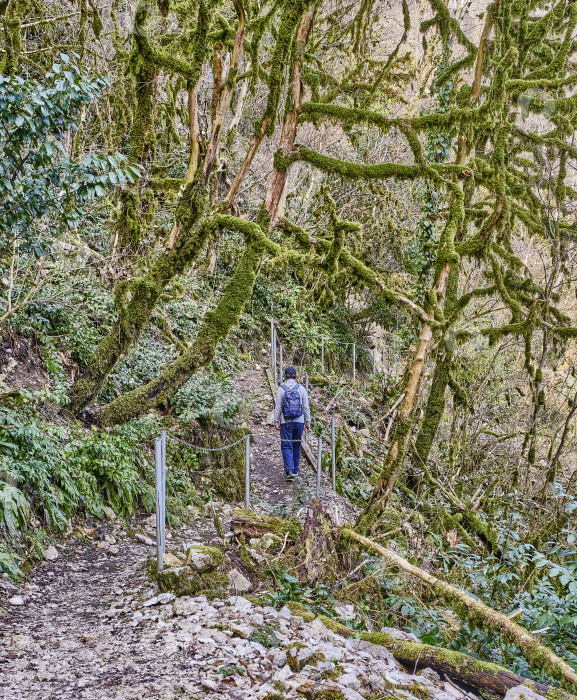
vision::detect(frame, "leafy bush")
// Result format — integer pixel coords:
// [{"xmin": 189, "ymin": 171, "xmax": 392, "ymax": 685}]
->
[
  {"xmin": 0, "ymin": 56, "xmax": 139, "ymax": 252},
  {"xmin": 171, "ymin": 368, "xmax": 242, "ymax": 425},
  {"xmin": 265, "ymin": 569, "xmax": 338, "ymax": 619},
  {"xmin": 0, "ymin": 404, "xmax": 159, "ymax": 578}
]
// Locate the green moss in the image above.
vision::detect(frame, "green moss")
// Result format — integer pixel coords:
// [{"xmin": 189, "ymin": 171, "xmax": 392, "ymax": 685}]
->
[
  {"xmin": 239, "ymin": 535, "xmax": 255, "ymax": 570},
  {"xmin": 286, "ymin": 641, "xmax": 308, "ymax": 671},
  {"xmin": 302, "ymin": 690, "xmax": 346, "ymax": 700},
  {"xmin": 157, "ymin": 559, "xmax": 228, "ymax": 596},
  {"xmin": 233, "ymin": 509, "xmax": 302, "ymax": 539},
  {"xmin": 184, "ymin": 544, "xmax": 224, "ymax": 572},
  {"xmin": 320, "ymin": 661, "xmax": 345, "ymax": 681},
  {"xmin": 317, "ymin": 615, "xmax": 355, "ymax": 637},
  {"xmin": 286, "ymin": 601, "xmax": 315, "ymax": 622}
]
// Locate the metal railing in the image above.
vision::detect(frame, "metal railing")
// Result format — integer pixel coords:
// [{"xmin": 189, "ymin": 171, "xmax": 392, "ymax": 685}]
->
[
  {"xmin": 270, "ymin": 319, "xmax": 397, "ymax": 386},
  {"xmin": 154, "ymin": 318, "xmax": 394, "ymax": 571},
  {"xmin": 154, "ymin": 423, "xmax": 337, "ymax": 572}
]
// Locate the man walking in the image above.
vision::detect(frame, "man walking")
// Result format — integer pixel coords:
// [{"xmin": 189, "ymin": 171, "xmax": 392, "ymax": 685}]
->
[{"xmin": 274, "ymin": 366, "xmax": 311, "ymax": 481}]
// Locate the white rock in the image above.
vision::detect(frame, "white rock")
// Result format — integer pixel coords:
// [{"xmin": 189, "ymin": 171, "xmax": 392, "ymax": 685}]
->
[
  {"xmin": 346, "ymin": 639, "xmax": 396, "ymax": 665},
  {"xmin": 227, "ymin": 595, "xmax": 253, "ymax": 611},
  {"xmin": 230, "ymin": 623, "xmax": 254, "ymax": 639},
  {"xmin": 340, "ymin": 672, "xmax": 361, "ymax": 690},
  {"xmin": 419, "ymin": 667, "xmax": 442, "ymax": 686},
  {"xmin": 143, "ymin": 596, "xmax": 159, "ymax": 607},
  {"xmin": 157, "ymin": 593, "xmax": 176, "ymax": 605},
  {"xmin": 504, "ymin": 686, "xmax": 547, "ymax": 700},
  {"xmin": 173, "ymin": 597, "xmax": 196, "ymax": 616},
  {"xmin": 277, "ymin": 605, "xmax": 292, "ymax": 620},
  {"xmin": 44, "ymin": 546, "xmax": 59, "ymax": 561},
  {"xmin": 201, "ymin": 678, "xmax": 219, "ymax": 691},
  {"xmin": 273, "ymin": 664, "xmax": 293, "ymax": 682},
  {"xmin": 228, "ymin": 568, "xmax": 252, "ymax": 592},
  {"xmin": 8, "ymin": 595, "xmax": 24, "ymax": 606},
  {"xmin": 251, "ymin": 613, "xmax": 264, "ymax": 626},
  {"xmin": 135, "ymin": 533, "xmax": 155, "ymax": 546},
  {"xmin": 268, "ymin": 649, "xmax": 287, "ymax": 668},
  {"xmin": 334, "ymin": 603, "xmax": 355, "ymax": 621},
  {"xmin": 340, "ymin": 688, "xmax": 365, "ymax": 700}
]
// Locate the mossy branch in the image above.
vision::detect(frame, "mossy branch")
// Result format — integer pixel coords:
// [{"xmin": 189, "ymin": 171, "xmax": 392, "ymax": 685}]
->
[
  {"xmin": 286, "ymin": 146, "xmax": 469, "ymax": 181},
  {"xmin": 319, "ymin": 615, "xmax": 576, "ymax": 700},
  {"xmin": 343, "ymin": 529, "xmax": 577, "ymax": 691}
]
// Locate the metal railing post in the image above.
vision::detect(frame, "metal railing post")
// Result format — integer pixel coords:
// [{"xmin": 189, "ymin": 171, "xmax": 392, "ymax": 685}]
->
[
  {"xmin": 382, "ymin": 347, "xmax": 385, "ymax": 373},
  {"xmin": 316, "ymin": 436, "xmax": 322, "ymax": 498},
  {"xmin": 321, "ymin": 336, "xmax": 325, "ymax": 374},
  {"xmin": 352, "ymin": 344, "xmax": 356, "ymax": 382},
  {"xmin": 331, "ymin": 416, "xmax": 336, "ymax": 491},
  {"xmin": 155, "ymin": 437, "xmax": 163, "ymax": 572},
  {"xmin": 160, "ymin": 430, "xmax": 166, "ymax": 558},
  {"xmin": 305, "ymin": 374, "xmax": 310, "ymax": 443},
  {"xmin": 270, "ymin": 319, "xmax": 275, "ymax": 374},
  {"xmin": 372, "ymin": 348, "xmax": 376, "ymax": 375},
  {"xmin": 244, "ymin": 434, "xmax": 251, "ymax": 510},
  {"xmin": 273, "ymin": 327, "xmax": 278, "ymax": 385},
  {"xmin": 280, "ymin": 343, "xmax": 284, "ymax": 382}
]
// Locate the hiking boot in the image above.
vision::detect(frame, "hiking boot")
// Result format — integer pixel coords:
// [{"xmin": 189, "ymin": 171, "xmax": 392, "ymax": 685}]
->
[{"xmin": 286, "ymin": 473, "xmax": 294, "ymax": 482}]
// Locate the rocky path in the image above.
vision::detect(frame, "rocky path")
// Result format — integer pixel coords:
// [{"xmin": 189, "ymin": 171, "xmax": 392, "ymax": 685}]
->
[
  {"xmin": 0, "ymin": 363, "xmax": 354, "ymax": 699},
  {"xmin": 0, "ymin": 543, "xmax": 482, "ymax": 700}
]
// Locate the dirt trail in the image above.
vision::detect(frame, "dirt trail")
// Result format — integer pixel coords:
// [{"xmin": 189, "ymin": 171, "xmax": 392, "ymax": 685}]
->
[
  {"xmin": 0, "ymin": 362, "xmax": 356, "ymax": 699},
  {"xmin": 233, "ymin": 366, "xmax": 357, "ymax": 523}
]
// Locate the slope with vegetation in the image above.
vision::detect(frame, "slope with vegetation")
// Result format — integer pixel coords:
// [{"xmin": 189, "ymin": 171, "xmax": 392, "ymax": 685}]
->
[{"xmin": 2, "ymin": 0, "xmax": 577, "ymax": 697}]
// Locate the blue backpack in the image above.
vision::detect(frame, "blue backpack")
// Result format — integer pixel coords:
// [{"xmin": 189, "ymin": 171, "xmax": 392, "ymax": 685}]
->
[{"xmin": 281, "ymin": 383, "xmax": 302, "ymax": 420}]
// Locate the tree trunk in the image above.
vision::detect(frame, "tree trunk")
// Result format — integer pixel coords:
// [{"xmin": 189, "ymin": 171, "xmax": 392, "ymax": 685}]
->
[
  {"xmin": 355, "ymin": 263, "xmax": 450, "ymax": 535},
  {"xmin": 318, "ymin": 614, "xmax": 575, "ymax": 699},
  {"xmin": 68, "ymin": 181, "xmax": 210, "ymax": 414},
  {"xmin": 94, "ymin": 236, "xmax": 263, "ymax": 425},
  {"xmin": 413, "ymin": 264, "xmax": 460, "ymax": 467},
  {"xmin": 295, "ymin": 497, "xmax": 338, "ymax": 585},
  {"xmin": 343, "ymin": 529, "xmax": 577, "ymax": 691}
]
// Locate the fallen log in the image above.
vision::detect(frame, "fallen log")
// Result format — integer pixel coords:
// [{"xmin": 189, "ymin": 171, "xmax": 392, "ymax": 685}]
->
[
  {"xmin": 343, "ymin": 528, "xmax": 577, "ymax": 692},
  {"xmin": 316, "ymin": 615, "xmax": 577, "ymax": 700},
  {"xmin": 231, "ymin": 508, "xmax": 302, "ymax": 541}
]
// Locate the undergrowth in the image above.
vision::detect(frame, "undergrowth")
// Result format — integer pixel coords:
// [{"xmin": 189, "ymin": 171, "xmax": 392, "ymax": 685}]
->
[{"xmin": 0, "ymin": 395, "xmax": 161, "ymax": 579}]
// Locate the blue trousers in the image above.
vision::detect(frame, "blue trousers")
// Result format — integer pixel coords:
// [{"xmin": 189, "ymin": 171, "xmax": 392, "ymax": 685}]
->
[{"xmin": 280, "ymin": 421, "xmax": 304, "ymax": 475}]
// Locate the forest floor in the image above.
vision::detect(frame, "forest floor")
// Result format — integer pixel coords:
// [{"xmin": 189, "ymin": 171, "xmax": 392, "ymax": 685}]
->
[{"xmin": 0, "ymin": 366, "xmax": 355, "ymax": 700}]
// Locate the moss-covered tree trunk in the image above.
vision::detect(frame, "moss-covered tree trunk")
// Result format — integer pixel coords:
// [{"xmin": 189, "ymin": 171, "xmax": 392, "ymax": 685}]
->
[
  {"xmin": 413, "ymin": 264, "xmax": 460, "ymax": 467},
  {"xmin": 355, "ymin": 262, "xmax": 451, "ymax": 535},
  {"xmin": 68, "ymin": 179, "xmax": 210, "ymax": 414},
  {"xmin": 344, "ymin": 529, "xmax": 577, "ymax": 691},
  {"xmin": 2, "ymin": 0, "xmax": 29, "ymax": 74},
  {"xmin": 94, "ymin": 234, "xmax": 265, "ymax": 425}
]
